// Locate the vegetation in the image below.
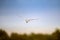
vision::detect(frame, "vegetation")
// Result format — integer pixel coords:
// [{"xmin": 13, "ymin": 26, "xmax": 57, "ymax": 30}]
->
[{"xmin": 0, "ymin": 29, "xmax": 60, "ymax": 40}]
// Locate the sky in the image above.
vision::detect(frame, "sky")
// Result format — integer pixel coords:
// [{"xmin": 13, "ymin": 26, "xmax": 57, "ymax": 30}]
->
[{"xmin": 0, "ymin": 0, "xmax": 60, "ymax": 34}]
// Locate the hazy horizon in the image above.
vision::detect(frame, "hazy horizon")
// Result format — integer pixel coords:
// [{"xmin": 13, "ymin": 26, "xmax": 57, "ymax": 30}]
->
[{"xmin": 0, "ymin": 0, "xmax": 60, "ymax": 35}]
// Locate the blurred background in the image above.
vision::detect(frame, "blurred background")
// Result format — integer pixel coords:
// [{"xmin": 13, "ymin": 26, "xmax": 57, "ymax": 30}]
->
[{"xmin": 0, "ymin": 0, "xmax": 60, "ymax": 40}]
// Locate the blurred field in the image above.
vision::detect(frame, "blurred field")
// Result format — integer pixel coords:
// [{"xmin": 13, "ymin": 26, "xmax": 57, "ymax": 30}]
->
[{"xmin": 0, "ymin": 29, "xmax": 60, "ymax": 40}]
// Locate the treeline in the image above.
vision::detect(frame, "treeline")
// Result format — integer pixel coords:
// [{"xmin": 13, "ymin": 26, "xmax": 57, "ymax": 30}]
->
[{"xmin": 0, "ymin": 29, "xmax": 60, "ymax": 40}]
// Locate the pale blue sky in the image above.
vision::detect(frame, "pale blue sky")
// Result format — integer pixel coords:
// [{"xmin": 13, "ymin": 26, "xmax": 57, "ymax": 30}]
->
[{"xmin": 0, "ymin": 0, "xmax": 60, "ymax": 34}]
